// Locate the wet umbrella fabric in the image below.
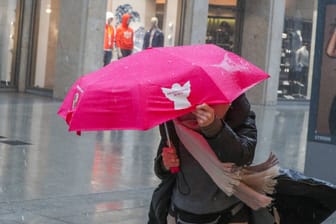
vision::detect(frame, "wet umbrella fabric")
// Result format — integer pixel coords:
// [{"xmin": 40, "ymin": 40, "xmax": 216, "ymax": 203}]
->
[{"xmin": 58, "ymin": 44, "xmax": 269, "ymax": 132}]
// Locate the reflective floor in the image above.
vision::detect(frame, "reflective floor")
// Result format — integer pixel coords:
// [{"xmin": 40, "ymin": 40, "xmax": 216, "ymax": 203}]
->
[{"xmin": 0, "ymin": 92, "xmax": 334, "ymax": 223}]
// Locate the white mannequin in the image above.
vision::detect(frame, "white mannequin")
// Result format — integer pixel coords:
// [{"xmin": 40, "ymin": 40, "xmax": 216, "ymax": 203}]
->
[
  {"xmin": 149, "ymin": 17, "xmax": 159, "ymax": 47},
  {"xmin": 296, "ymin": 30, "xmax": 303, "ymax": 42},
  {"xmin": 143, "ymin": 17, "xmax": 164, "ymax": 49},
  {"xmin": 150, "ymin": 17, "xmax": 159, "ymax": 30},
  {"xmin": 295, "ymin": 44, "xmax": 309, "ymax": 71}
]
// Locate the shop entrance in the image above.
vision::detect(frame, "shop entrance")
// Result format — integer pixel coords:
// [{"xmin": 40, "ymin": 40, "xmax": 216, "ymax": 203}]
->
[{"xmin": 27, "ymin": 0, "xmax": 60, "ymax": 94}]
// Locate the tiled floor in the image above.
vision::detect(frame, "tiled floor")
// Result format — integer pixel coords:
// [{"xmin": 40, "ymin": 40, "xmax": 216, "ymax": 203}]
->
[{"xmin": 0, "ymin": 92, "xmax": 334, "ymax": 223}]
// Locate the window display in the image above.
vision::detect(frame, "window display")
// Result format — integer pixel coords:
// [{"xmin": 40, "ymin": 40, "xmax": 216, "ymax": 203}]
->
[
  {"xmin": 206, "ymin": 1, "xmax": 243, "ymax": 54},
  {"xmin": 278, "ymin": 18, "xmax": 312, "ymax": 100},
  {"xmin": 206, "ymin": 18, "xmax": 235, "ymax": 52}
]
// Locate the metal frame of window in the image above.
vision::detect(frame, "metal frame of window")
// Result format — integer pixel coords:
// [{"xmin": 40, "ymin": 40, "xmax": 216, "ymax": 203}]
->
[
  {"xmin": 0, "ymin": 0, "xmax": 24, "ymax": 91},
  {"xmin": 25, "ymin": 0, "xmax": 53, "ymax": 96}
]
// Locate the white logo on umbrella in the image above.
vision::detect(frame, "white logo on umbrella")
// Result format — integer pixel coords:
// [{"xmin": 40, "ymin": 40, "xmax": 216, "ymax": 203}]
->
[
  {"xmin": 213, "ymin": 54, "xmax": 250, "ymax": 73},
  {"xmin": 162, "ymin": 81, "xmax": 191, "ymax": 110}
]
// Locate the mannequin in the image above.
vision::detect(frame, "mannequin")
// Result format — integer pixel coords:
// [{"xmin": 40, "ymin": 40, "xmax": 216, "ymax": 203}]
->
[
  {"xmin": 103, "ymin": 12, "xmax": 115, "ymax": 66},
  {"xmin": 143, "ymin": 17, "xmax": 164, "ymax": 49},
  {"xmin": 295, "ymin": 44, "xmax": 309, "ymax": 70},
  {"xmin": 291, "ymin": 29, "xmax": 303, "ymax": 52},
  {"xmin": 115, "ymin": 13, "xmax": 134, "ymax": 58},
  {"xmin": 295, "ymin": 43, "xmax": 310, "ymax": 94}
]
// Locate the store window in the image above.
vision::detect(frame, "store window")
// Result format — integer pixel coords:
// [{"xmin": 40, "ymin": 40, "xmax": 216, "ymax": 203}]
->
[
  {"xmin": 277, "ymin": 1, "xmax": 314, "ymax": 100},
  {"xmin": 106, "ymin": 0, "xmax": 167, "ymax": 56},
  {"xmin": 206, "ymin": 0, "xmax": 244, "ymax": 54},
  {"xmin": 28, "ymin": 0, "xmax": 59, "ymax": 91},
  {"xmin": 0, "ymin": 1, "xmax": 21, "ymax": 89}
]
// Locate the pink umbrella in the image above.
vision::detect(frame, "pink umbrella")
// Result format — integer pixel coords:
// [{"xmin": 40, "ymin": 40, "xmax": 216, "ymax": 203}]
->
[{"xmin": 58, "ymin": 44, "xmax": 269, "ymax": 132}]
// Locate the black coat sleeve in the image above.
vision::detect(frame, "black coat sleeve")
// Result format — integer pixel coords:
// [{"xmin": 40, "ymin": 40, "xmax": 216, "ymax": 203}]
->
[
  {"xmin": 143, "ymin": 32, "xmax": 150, "ymax": 49},
  {"xmin": 205, "ymin": 111, "xmax": 257, "ymax": 166}
]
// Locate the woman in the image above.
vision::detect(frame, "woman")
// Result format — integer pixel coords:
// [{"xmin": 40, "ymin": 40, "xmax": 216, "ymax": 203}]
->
[
  {"xmin": 147, "ymin": 94, "xmax": 336, "ymax": 224},
  {"xmin": 149, "ymin": 94, "xmax": 259, "ymax": 224}
]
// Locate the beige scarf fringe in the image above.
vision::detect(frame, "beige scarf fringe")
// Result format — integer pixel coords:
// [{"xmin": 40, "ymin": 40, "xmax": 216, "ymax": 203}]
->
[{"xmin": 173, "ymin": 120, "xmax": 279, "ymax": 210}]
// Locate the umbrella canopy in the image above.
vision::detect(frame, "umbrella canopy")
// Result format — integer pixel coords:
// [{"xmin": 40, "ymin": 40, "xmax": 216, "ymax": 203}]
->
[{"xmin": 58, "ymin": 44, "xmax": 269, "ymax": 132}]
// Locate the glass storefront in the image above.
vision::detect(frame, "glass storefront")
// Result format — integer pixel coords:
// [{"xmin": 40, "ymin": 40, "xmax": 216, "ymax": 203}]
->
[
  {"xmin": 106, "ymin": 0, "xmax": 245, "ymax": 55},
  {"xmin": 1, "ymin": 0, "xmax": 246, "ymax": 96},
  {"xmin": 106, "ymin": 0, "xmax": 166, "ymax": 58},
  {"xmin": 28, "ymin": 0, "xmax": 60, "ymax": 91},
  {"xmin": 0, "ymin": 1, "xmax": 21, "ymax": 89},
  {"xmin": 206, "ymin": 0, "xmax": 244, "ymax": 54},
  {"xmin": 277, "ymin": 1, "xmax": 314, "ymax": 100}
]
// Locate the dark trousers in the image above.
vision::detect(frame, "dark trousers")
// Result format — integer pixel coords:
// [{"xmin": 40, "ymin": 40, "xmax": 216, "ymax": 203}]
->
[
  {"xmin": 120, "ymin": 49, "xmax": 132, "ymax": 58},
  {"xmin": 103, "ymin": 50, "xmax": 112, "ymax": 66}
]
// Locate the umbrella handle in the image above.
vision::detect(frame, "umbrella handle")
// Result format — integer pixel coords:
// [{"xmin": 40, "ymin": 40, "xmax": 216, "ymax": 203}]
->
[
  {"xmin": 162, "ymin": 147, "xmax": 180, "ymax": 174},
  {"xmin": 170, "ymin": 167, "xmax": 180, "ymax": 173},
  {"xmin": 163, "ymin": 122, "xmax": 172, "ymax": 148},
  {"xmin": 163, "ymin": 122, "xmax": 180, "ymax": 174}
]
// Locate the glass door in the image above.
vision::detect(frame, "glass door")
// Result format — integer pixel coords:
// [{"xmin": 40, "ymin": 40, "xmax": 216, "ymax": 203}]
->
[
  {"xmin": 28, "ymin": 0, "xmax": 60, "ymax": 92},
  {"xmin": 0, "ymin": 0, "xmax": 22, "ymax": 89}
]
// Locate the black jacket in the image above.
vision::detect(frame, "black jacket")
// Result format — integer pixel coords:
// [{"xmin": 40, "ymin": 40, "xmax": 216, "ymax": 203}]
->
[
  {"xmin": 148, "ymin": 94, "xmax": 257, "ymax": 223},
  {"xmin": 155, "ymin": 93, "xmax": 256, "ymax": 179},
  {"xmin": 143, "ymin": 29, "xmax": 164, "ymax": 49},
  {"xmin": 147, "ymin": 94, "xmax": 336, "ymax": 224}
]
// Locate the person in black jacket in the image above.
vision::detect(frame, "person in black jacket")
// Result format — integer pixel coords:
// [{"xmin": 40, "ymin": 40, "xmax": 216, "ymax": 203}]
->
[{"xmin": 148, "ymin": 94, "xmax": 257, "ymax": 224}]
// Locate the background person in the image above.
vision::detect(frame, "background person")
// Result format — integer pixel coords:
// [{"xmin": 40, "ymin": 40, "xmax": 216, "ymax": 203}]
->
[{"xmin": 115, "ymin": 13, "xmax": 134, "ymax": 58}]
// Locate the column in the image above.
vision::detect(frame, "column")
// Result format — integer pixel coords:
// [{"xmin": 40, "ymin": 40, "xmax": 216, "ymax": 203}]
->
[
  {"xmin": 178, "ymin": 0, "xmax": 208, "ymax": 46},
  {"xmin": 53, "ymin": 0, "xmax": 106, "ymax": 99},
  {"xmin": 242, "ymin": 0, "xmax": 285, "ymax": 105}
]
